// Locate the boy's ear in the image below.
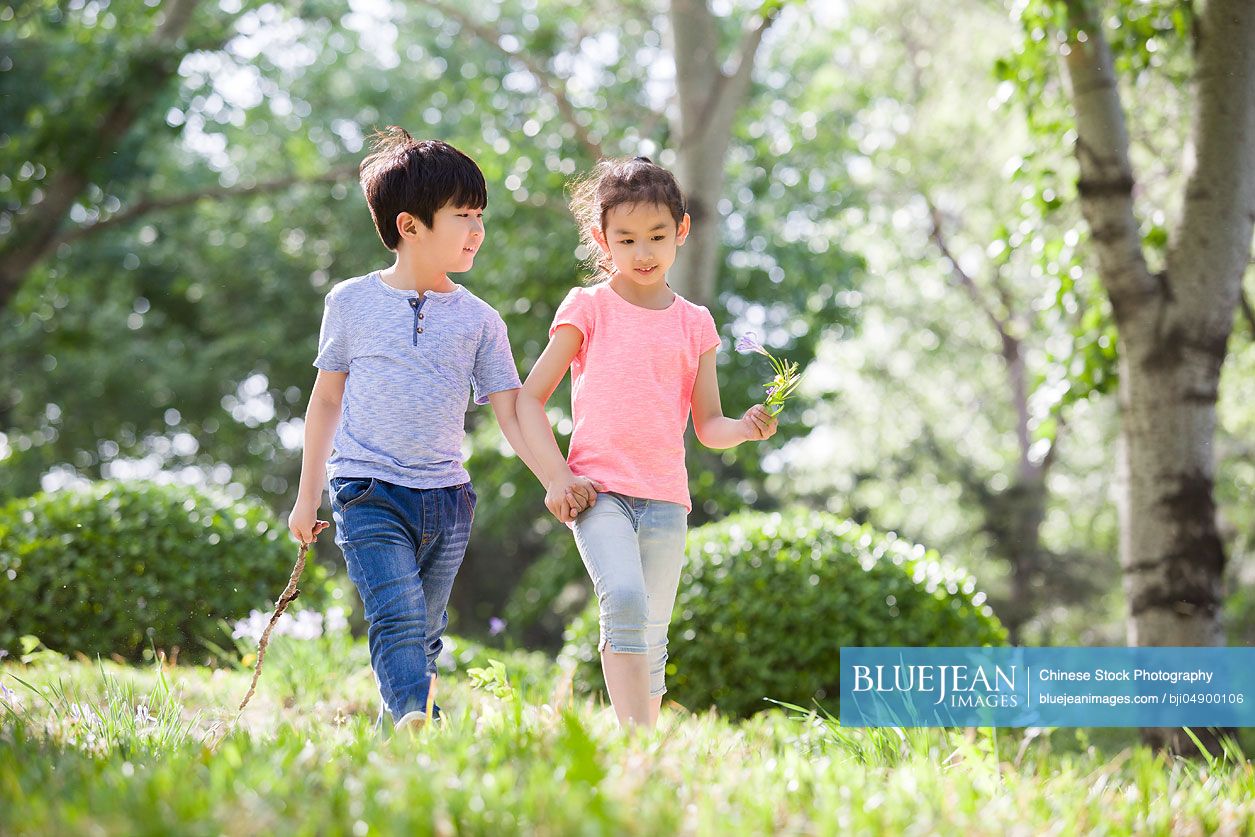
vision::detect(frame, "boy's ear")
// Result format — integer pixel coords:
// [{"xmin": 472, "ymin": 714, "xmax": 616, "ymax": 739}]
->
[
  {"xmin": 395, "ymin": 212, "xmax": 421, "ymax": 242},
  {"xmin": 675, "ymin": 213, "xmax": 691, "ymax": 246},
  {"xmin": 591, "ymin": 225, "xmax": 611, "ymax": 255}
]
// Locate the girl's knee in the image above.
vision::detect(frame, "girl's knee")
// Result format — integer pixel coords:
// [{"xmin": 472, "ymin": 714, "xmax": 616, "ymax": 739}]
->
[
  {"xmin": 599, "ymin": 585, "xmax": 647, "ymax": 626},
  {"xmin": 599, "ymin": 586, "xmax": 648, "ymax": 653}
]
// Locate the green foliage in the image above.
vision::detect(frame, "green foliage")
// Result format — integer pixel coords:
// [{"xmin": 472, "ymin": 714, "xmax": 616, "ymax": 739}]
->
[
  {"xmin": 5, "ymin": 653, "xmax": 1252, "ymax": 834},
  {"xmin": 0, "ymin": 481, "xmax": 323, "ymax": 662},
  {"xmin": 560, "ymin": 509, "xmax": 1006, "ymax": 718}
]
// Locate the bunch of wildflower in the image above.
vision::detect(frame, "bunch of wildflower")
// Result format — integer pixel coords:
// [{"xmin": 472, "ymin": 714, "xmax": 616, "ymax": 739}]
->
[{"xmin": 734, "ymin": 332, "xmax": 804, "ymax": 417}]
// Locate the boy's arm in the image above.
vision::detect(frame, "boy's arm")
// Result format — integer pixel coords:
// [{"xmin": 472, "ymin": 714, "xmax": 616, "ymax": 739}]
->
[
  {"xmin": 517, "ymin": 325, "xmax": 601, "ymax": 521},
  {"xmin": 288, "ymin": 369, "xmax": 346, "ymax": 544},
  {"xmin": 486, "ymin": 388, "xmax": 546, "ymax": 482},
  {"xmin": 690, "ymin": 350, "xmax": 777, "ymax": 449}
]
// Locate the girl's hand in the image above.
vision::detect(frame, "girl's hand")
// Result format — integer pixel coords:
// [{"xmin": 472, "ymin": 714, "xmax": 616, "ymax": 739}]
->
[
  {"xmin": 546, "ymin": 474, "xmax": 605, "ymax": 523},
  {"xmin": 741, "ymin": 404, "xmax": 778, "ymax": 442}
]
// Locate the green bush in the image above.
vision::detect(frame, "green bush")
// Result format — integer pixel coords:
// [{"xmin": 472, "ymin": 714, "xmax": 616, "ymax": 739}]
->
[
  {"xmin": 559, "ymin": 509, "xmax": 1007, "ymax": 718},
  {"xmin": 0, "ymin": 481, "xmax": 324, "ymax": 662}
]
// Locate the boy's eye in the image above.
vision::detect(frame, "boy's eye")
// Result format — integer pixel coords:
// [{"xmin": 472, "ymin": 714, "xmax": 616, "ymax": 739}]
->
[{"xmin": 652, "ymin": 235, "xmax": 665, "ymax": 241}]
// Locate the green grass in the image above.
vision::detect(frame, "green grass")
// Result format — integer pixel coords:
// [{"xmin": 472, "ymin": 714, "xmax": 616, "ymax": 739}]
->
[{"xmin": 2, "ymin": 635, "xmax": 1253, "ymax": 836}]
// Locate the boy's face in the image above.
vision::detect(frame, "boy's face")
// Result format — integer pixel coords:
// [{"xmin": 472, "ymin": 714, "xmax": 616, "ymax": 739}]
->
[
  {"xmin": 398, "ymin": 204, "xmax": 485, "ymax": 273},
  {"xmin": 593, "ymin": 202, "xmax": 690, "ymax": 288}
]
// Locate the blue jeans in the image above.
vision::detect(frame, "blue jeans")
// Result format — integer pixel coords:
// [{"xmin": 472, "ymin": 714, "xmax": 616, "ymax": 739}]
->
[
  {"xmin": 330, "ymin": 477, "xmax": 476, "ymax": 723},
  {"xmin": 572, "ymin": 492, "xmax": 688, "ymax": 697}
]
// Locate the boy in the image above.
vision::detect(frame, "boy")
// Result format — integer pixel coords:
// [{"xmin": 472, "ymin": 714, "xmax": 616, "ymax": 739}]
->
[{"xmin": 287, "ymin": 128, "xmax": 591, "ymax": 730}]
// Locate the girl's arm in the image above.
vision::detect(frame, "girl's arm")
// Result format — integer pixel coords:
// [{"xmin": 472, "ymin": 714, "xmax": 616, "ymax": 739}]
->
[
  {"xmin": 690, "ymin": 349, "xmax": 778, "ymax": 449},
  {"xmin": 486, "ymin": 389, "xmax": 546, "ymax": 482},
  {"xmin": 517, "ymin": 325, "xmax": 601, "ymax": 521}
]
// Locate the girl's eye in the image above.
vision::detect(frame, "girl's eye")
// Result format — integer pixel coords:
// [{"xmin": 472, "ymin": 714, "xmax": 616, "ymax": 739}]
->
[{"xmin": 620, "ymin": 239, "xmax": 633, "ymax": 245}]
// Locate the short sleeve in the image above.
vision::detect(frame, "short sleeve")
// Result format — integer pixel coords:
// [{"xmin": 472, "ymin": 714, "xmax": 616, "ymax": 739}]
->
[
  {"xmin": 471, "ymin": 312, "xmax": 523, "ymax": 406},
  {"xmin": 313, "ymin": 292, "xmax": 349, "ymax": 371},
  {"xmin": 697, "ymin": 305, "xmax": 720, "ymax": 356},
  {"xmin": 550, "ymin": 287, "xmax": 593, "ymax": 342}
]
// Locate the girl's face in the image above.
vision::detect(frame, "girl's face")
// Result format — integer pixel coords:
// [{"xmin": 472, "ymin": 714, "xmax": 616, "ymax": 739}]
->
[{"xmin": 593, "ymin": 202, "xmax": 690, "ymax": 287}]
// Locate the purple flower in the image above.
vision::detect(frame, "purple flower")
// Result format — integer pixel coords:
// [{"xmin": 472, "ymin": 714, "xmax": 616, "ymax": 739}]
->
[
  {"xmin": 735, "ymin": 333, "xmax": 768, "ymax": 356},
  {"xmin": 765, "ymin": 385, "xmax": 778, "ymax": 398},
  {"xmin": 489, "ymin": 617, "xmax": 506, "ymax": 637}
]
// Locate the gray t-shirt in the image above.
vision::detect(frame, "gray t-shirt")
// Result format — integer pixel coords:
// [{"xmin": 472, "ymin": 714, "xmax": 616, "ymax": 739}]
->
[{"xmin": 314, "ymin": 271, "xmax": 521, "ymax": 488}]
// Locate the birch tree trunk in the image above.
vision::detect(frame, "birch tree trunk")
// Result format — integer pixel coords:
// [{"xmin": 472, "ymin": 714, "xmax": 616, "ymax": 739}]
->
[{"xmin": 1060, "ymin": 0, "xmax": 1255, "ymax": 751}]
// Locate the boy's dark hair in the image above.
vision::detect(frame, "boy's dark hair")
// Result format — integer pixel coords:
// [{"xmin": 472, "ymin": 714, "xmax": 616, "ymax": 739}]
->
[
  {"xmin": 358, "ymin": 128, "xmax": 487, "ymax": 250},
  {"xmin": 568, "ymin": 156, "xmax": 687, "ymax": 282}
]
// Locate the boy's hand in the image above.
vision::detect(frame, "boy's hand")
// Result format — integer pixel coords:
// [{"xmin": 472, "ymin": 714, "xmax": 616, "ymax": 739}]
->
[
  {"xmin": 741, "ymin": 404, "xmax": 778, "ymax": 442},
  {"xmin": 564, "ymin": 476, "xmax": 604, "ymax": 519},
  {"xmin": 288, "ymin": 499, "xmax": 329, "ymax": 546}
]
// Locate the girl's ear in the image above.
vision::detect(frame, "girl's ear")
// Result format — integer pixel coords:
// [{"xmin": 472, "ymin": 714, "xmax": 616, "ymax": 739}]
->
[
  {"xmin": 675, "ymin": 213, "xmax": 691, "ymax": 246},
  {"xmin": 591, "ymin": 225, "xmax": 612, "ymax": 255}
]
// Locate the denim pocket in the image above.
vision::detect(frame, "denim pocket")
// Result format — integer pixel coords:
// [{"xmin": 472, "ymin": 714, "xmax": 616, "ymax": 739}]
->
[
  {"xmin": 332, "ymin": 477, "xmax": 376, "ymax": 510},
  {"xmin": 460, "ymin": 483, "xmax": 477, "ymax": 518}
]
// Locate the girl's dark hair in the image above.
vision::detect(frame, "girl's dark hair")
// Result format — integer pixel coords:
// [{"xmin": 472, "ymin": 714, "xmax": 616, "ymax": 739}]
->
[
  {"xmin": 568, "ymin": 156, "xmax": 687, "ymax": 282},
  {"xmin": 358, "ymin": 127, "xmax": 487, "ymax": 250}
]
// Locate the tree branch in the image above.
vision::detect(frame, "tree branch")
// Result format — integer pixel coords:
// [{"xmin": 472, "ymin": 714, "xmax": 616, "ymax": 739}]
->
[
  {"xmin": 1164, "ymin": 0, "xmax": 1255, "ymax": 325},
  {"xmin": 415, "ymin": 0, "xmax": 603, "ymax": 160},
  {"xmin": 925, "ymin": 196, "xmax": 1038, "ymax": 472},
  {"xmin": 925, "ymin": 197, "xmax": 1011, "ymax": 337},
  {"xmin": 1060, "ymin": 0, "xmax": 1157, "ymax": 325},
  {"xmin": 0, "ymin": 0, "xmax": 205, "ymax": 312},
  {"xmin": 719, "ymin": 9, "xmax": 779, "ymax": 125},
  {"xmin": 51, "ymin": 165, "xmax": 360, "ymax": 247},
  {"xmin": 1241, "ymin": 286, "xmax": 1255, "ymax": 337},
  {"xmin": 688, "ymin": 5, "xmax": 782, "ymax": 148}
]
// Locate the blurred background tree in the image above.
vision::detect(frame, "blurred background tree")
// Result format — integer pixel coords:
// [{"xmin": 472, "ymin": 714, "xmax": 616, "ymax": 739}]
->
[{"xmin": 2, "ymin": 0, "xmax": 1251, "ymax": 665}]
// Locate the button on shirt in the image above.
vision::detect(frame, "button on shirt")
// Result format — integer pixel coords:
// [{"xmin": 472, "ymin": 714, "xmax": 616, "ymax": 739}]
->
[{"xmin": 314, "ymin": 272, "xmax": 522, "ymax": 488}]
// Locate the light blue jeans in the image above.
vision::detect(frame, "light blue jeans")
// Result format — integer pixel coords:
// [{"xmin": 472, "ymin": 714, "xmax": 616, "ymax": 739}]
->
[{"xmin": 572, "ymin": 492, "xmax": 688, "ymax": 697}]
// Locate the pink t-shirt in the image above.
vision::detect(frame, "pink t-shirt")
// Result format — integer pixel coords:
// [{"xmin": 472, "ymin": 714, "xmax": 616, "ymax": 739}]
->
[{"xmin": 550, "ymin": 282, "xmax": 721, "ymax": 512}]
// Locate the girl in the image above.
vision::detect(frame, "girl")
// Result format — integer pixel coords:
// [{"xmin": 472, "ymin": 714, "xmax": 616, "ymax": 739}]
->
[{"xmin": 516, "ymin": 156, "xmax": 777, "ymax": 728}]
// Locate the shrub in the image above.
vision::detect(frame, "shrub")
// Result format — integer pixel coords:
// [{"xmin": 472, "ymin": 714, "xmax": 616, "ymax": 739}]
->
[
  {"xmin": 560, "ymin": 509, "xmax": 1007, "ymax": 718},
  {"xmin": 0, "ymin": 481, "xmax": 323, "ymax": 662}
]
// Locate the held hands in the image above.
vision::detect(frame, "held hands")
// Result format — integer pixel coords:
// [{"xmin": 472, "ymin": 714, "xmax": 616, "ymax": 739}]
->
[
  {"xmin": 287, "ymin": 498, "xmax": 330, "ymax": 546},
  {"xmin": 741, "ymin": 404, "xmax": 779, "ymax": 442},
  {"xmin": 545, "ymin": 473, "xmax": 605, "ymax": 523}
]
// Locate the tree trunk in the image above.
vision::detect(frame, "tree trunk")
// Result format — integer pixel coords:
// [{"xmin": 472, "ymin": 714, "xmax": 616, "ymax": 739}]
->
[
  {"xmin": 984, "ymin": 473, "xmax": 1048, "ymax": 643},
  {"xmin": 1060, "ymin": 0, "xmax": 1255, "ymax": 753},
  {"xmin": 667, "ymin": 0, "xmax": 778, "ymax": 306}
]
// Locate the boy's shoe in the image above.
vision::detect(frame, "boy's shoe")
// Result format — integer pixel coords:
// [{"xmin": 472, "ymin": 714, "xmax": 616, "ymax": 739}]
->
[{"xmin": 395, "ymin": 710, "xmax": 438, "ymax": 734}]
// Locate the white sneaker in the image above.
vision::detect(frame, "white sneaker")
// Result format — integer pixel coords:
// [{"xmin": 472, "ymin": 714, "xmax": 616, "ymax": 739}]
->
[{"xmin": 395, "ymin": 710, "xmax": 429, "ymax": 733}]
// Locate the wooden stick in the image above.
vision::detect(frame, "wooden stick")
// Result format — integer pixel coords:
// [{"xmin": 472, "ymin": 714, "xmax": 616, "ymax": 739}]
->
[{"xmin": 238, "ymin": 542, "xmax": 309, "ymax": 712}]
